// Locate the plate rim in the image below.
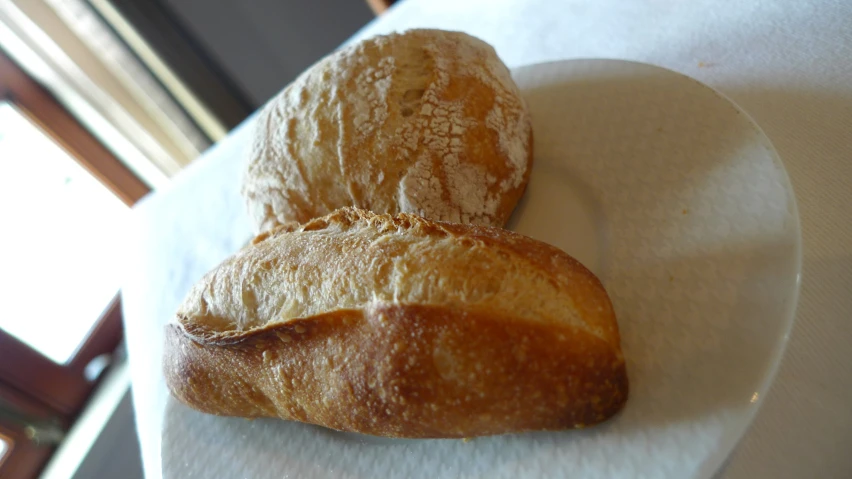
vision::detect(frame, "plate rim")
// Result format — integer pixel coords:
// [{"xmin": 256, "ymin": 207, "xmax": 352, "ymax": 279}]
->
[{"xmin": 511, "ymin": 58, "xmax": 803, "ymax": 478}]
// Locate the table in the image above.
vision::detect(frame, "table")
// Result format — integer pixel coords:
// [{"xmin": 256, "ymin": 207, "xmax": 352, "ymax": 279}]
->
[{"xmin": 122, "ymin": 1, "xmax": 852, "ymax": 477}]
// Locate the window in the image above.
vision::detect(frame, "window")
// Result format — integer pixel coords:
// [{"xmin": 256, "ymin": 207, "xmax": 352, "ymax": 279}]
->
[
  {"xmin": 0, "ymin": 49, "xmax": 149, "ymax": 478},
  {"xmin": 0, "ymin": 433, "xmax": 10, "ymax": 465},
  {"xmin": 0, "ymin": 102, "xmax": 127, "ymax": 364}
]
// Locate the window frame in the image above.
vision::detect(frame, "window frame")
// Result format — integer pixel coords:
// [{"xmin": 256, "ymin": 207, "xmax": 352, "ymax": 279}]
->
[
  {"xmin": 0, "ymin": 385, "xmax": 69, "ymax": 479},
  {"xmin": 0, "ymin": 51, "xmax": 150, "ymax": 206},
  {"xmin": 0, "ymin": 48, "xmax": 149, "ymax": 478},
  {"xmin": 0, "ymin": 297, "xmax": 124, "ymax": 416},
  {"xmin": 90, "ymin": 0, "xmax": 255, "ymax": 131}
]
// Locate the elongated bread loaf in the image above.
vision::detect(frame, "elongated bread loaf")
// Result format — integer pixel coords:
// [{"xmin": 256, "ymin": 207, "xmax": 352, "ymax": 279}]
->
[{"xmin": 164, "ymin": 208, "xmax": 628, "ymax": 438}]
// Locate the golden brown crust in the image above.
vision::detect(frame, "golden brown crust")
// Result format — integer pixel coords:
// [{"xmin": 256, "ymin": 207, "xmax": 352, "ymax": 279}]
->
[
  {"xmin": 164, "ymin": 208, "xmax": 628, "ymax": 437},
  {"xmin": 165, "ymin": 305, "xmax": 627, "ymax": 438}
]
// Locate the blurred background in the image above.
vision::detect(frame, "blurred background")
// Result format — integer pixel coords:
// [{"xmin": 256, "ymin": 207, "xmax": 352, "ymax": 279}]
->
[{"xmin": 0, "ymin": 1, "xmax": 389, "ymax": 477}]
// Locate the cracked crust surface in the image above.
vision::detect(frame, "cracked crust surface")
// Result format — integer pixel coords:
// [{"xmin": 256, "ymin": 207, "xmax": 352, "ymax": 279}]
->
[{"xmin": 242, "ymin": 29, "xmax": 533, "ymax": 233}]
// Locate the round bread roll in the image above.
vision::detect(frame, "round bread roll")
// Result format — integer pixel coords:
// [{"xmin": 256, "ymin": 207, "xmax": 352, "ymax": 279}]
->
[{"xmin": 242, "ymin": 29, "xmax": 533, "ymax": 232}]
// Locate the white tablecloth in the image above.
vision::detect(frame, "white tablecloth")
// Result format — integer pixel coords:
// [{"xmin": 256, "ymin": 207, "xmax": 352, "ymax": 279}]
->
[{"xmin": 122, "ymin": 1, "xmax": 852, "ymax": 477}]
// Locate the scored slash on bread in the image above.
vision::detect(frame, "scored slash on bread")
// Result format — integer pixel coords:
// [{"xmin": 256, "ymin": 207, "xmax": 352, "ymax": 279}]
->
[{"xmin": 164, "ymin": 208, "xmax": 628, "ymax": 438}]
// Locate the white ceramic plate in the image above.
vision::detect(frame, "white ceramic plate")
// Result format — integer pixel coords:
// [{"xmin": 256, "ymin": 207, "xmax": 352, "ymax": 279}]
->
[{"xmin": 162, "ymin": 59, "xmax": 801, "ymax": 479}]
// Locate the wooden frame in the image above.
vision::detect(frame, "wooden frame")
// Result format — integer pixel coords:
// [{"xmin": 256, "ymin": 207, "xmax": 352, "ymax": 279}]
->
[
  {"xmin": 0, "ymin": 385, "xmax": 68, "ymax": 479},
  {"xmin": 0, "ymin": 424, "xmax": 51, "ymax": 479},
  {"xmin": 91, "ymin": 0, "xmax": 255, "ymax": 130},
  {"xmin": 0, "ymin": 51, "xmax": 149, "ymax": 206},
  {"xmin": 0, "ymin": 296, "xmax": 124, "ymax": 416},
  {"xmin": 0, "ymin": 49, "xmax": 148, "ymax": 478}
]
